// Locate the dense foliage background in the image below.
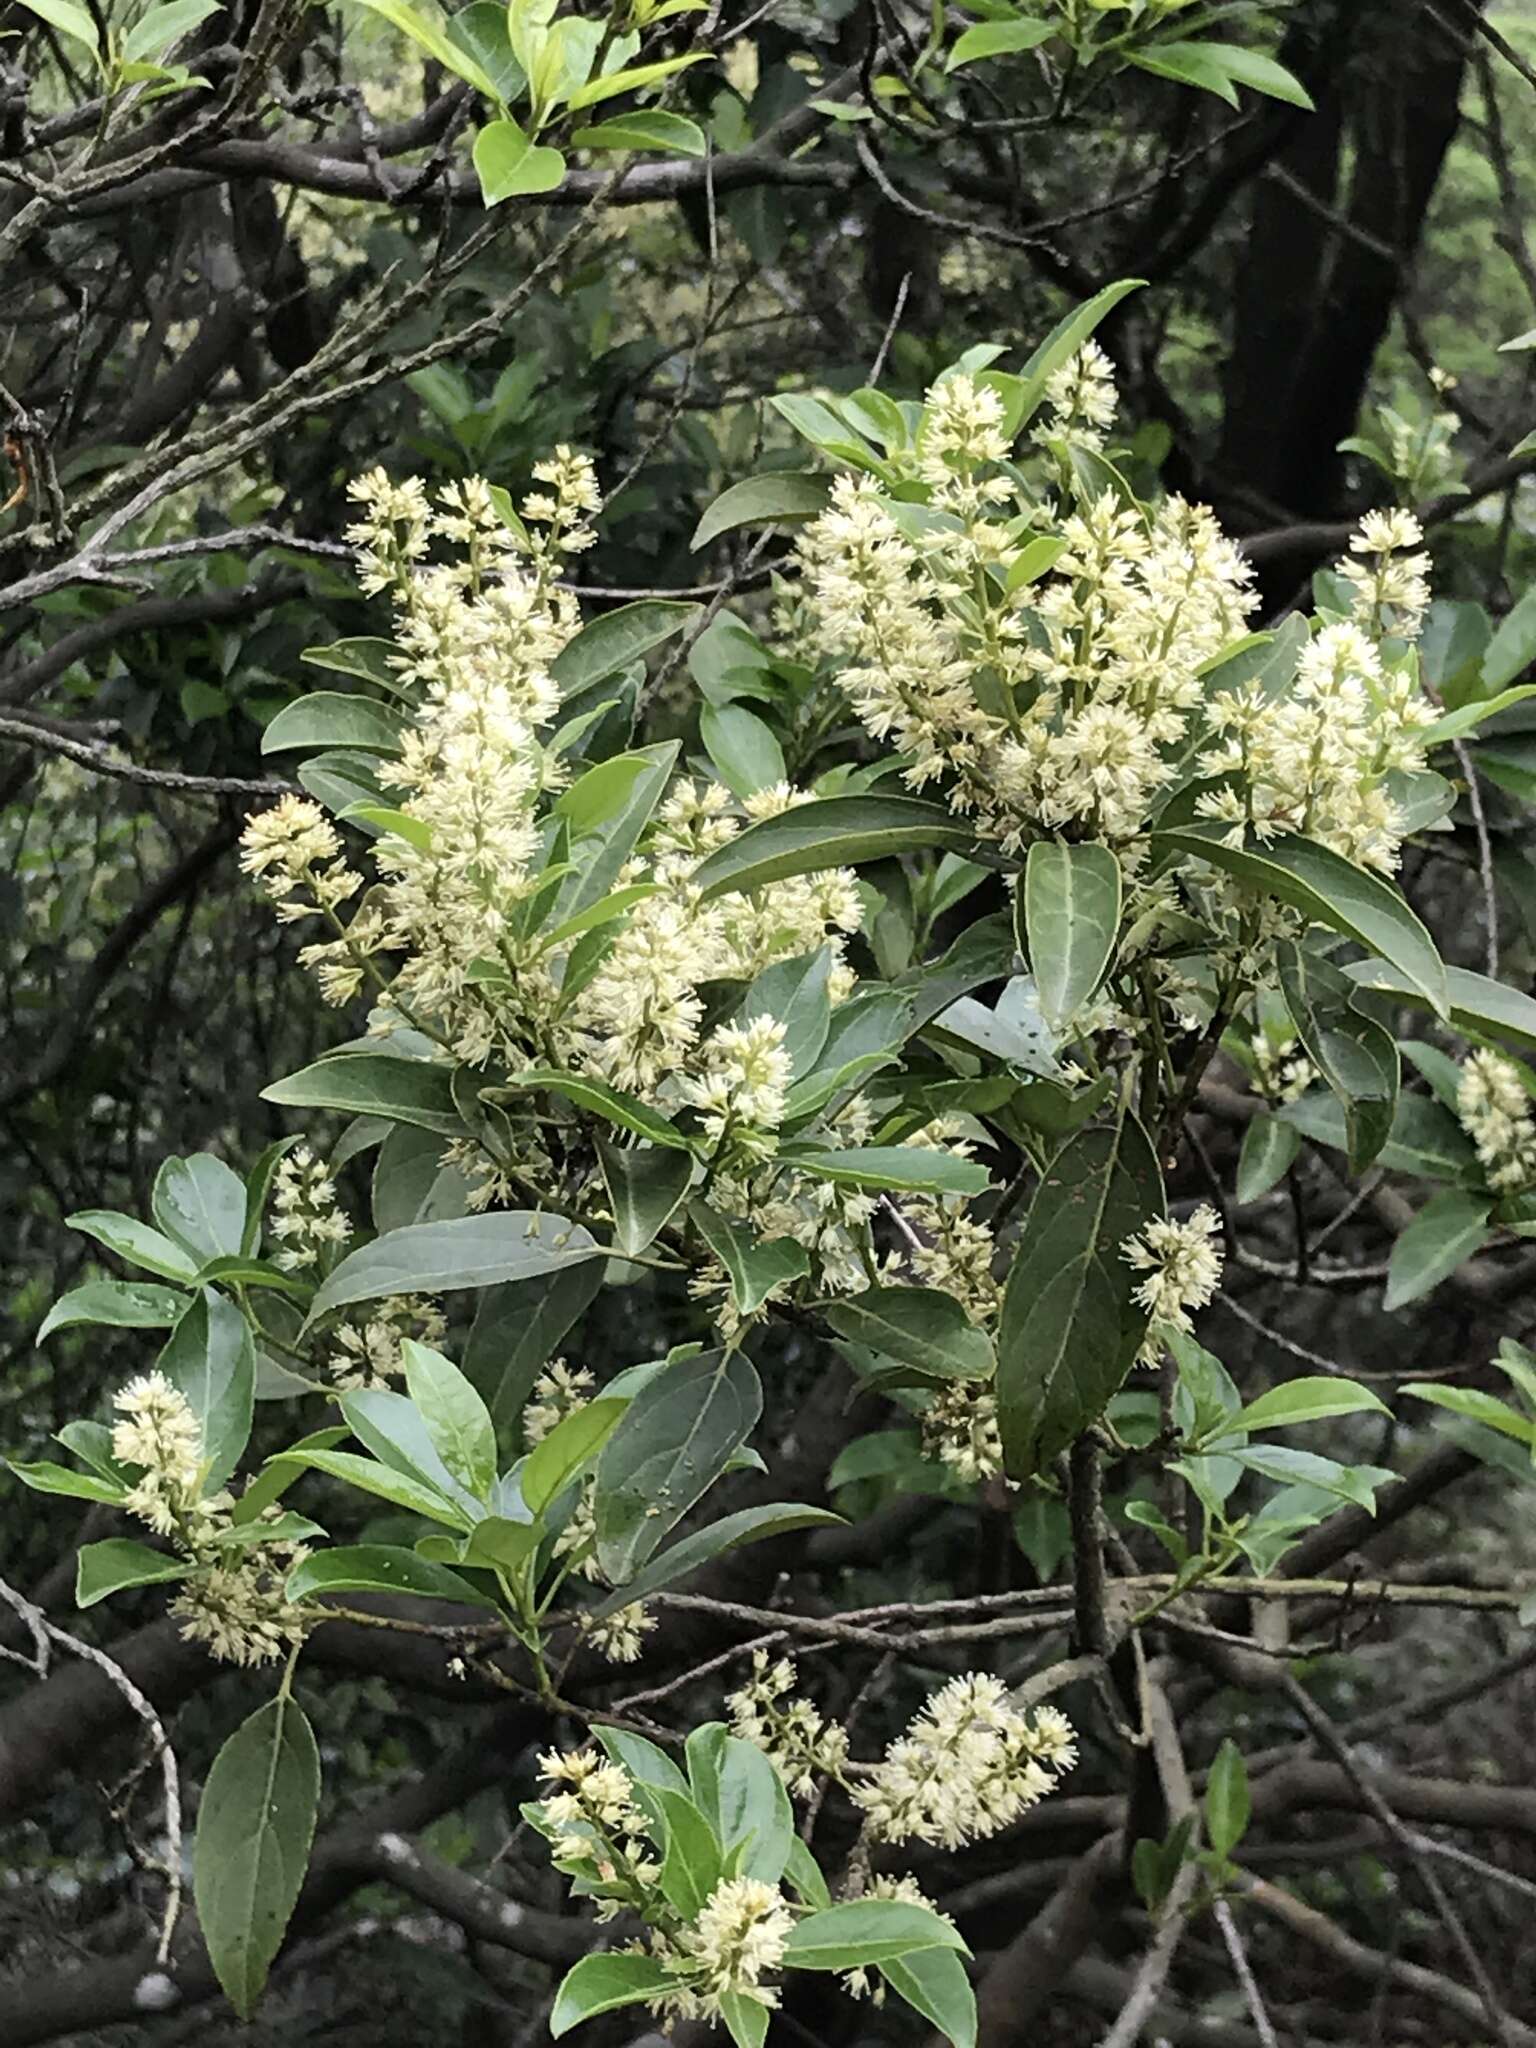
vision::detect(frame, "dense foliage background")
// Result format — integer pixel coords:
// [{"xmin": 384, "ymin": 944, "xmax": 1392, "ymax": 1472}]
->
[{"xmin": 5, "ymin": 2, "xmax": 1536, "ymax": 2044}]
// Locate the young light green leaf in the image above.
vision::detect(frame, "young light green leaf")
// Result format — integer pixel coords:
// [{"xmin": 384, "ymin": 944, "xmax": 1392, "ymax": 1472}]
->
[
  {"xmin": 122, "ymin": 0, "xmax": 221, "ymax": 60},
  {"xmin": 880, "ymin": 1948, "xmax": 978, "ymax": 2048},
  {"xmin": 401, "ymin": 1339, "xmax": 497, "ymax": 1501},
  {"xmin": 194, "ymin": 1694, "xmax": 320, "ymax": 2019},
  {"xmin": 565, "ymin": 50, "xmax": 710, "ymax": 111},
  {"xmin": 1204, "ymin": 1737, "xmax": 1250, "ymax": 1860},
  {"xmin": 9, "ymin": 1459, "xmax": 127, "ymax": 1505},
  {"xmin": 522, "ymin": 1396, "xmax": 625, "ymax": 1513},
  {"xmin": 655, "ymin": 1787, "xmax": 724, "ymax": 1919},
  {"xmin": 572, "ymin": 110, "xmax": 707, "ymax": 156},
  {"xmin": 782, "ymin": 1898, "xmax": 969, "ymax": 1971},
  {"xmin": 341, "ymin": 0, "xmax": 501, "ymax": 96},
  {"xmin": 1010, "ymin": 278, "xmax": 1145, "ymax": 432},
  {"xmin": 15, "ymin": 0, "xmax": 100, "ymax": 55},
  {"xmin": 550, "ymin": 1954, "xmax": 676, "ymax": 2036},
  {"xmin": 1226, "ymin": 1376, "xmax": 1389, "ymax": 1435},
  {"xmin": 947, "ymin": 18, "xmax": 1053, "ymax": 68},
  {"xmin": 474, "ymin": 118, "xmax": 567, "ymax": 203},
  {"xmin": 1401, "ymin": 1382, "xmax": 1536, "ymax": 1449},
  {"xmin": 1383, "ymin": 1190, "xmax": 1495, "ymax": 1310},
  {"xmin": 1023, "ymin": 839, "xmax": 1122, "ymax": 1034},
  {"xmin": 998, "ymin": 1111, "xmax": 1165, "ymax": 1479},
  {"xmin": 271, "ymin": 1446, "xmax": 473, "ymax": 1527}
]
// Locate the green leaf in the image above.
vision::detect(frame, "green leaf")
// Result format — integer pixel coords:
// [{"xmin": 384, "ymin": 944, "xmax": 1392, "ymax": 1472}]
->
[
  {"xmin": 593, "ymin": 1725, "xmax": 689, "ymax": 1800},
  {"xmin": 152, "ymin": 1154, "xmax": 247, "ymax": 1264},
  {"xmin": 14, "ymin": 0, "xmax": 99, "ymax": 53},
  {"xmin": 464, "ymin": 1255, "xmax": 603, "ymax": 1433},
  {"xmin": 593, "ymin": 1502, "xmax": 844, "ymax": 1610},
  {"xmin": 784, "ymin": 1834, "xmax": 831, "ymax": 1909},
  {"xmin": 122, "ymin": 0, "xmax": 221, "ymax": 60},
  {"xmin": 1401, "ymin": 1382, "xmax": 1536, "ymax": 1449},
  {"xmin": 263, "ymin": 1052, "xmax": 463, "ymax": 1137},
  {"xmin": 739, "ymin": 947, "xmax": 834, "ymax": 1080},
  {"xmin": 1231, "ymin": 1445, "xmax": 1393, "ymax": 1509},
  {"xmin": 339, "ymin": 1385, "xmax": 488, "ymax": 1517},
  {"xmin": 401, "ymin": 1339, "xmax": 497, "ymax": 1501},
  {"xmin": 285, "ymin": 1544, "xmax": 499, "ymax": 1608},
  {"xmin": 299, "ymin": 637, "xmax": 404, "ymax": 691},
  {"xmin": 550, "ymin": 601, "xmax": 700, "ymax": 695},
  {"xmin": 271, "ymin": 1446, "xmax": 472, "ymax": 1527},
  {"xmin": 1023, "ymin": 840, "xmax": 1122, "ymax": 1034},
  {"xmin": 947, "ymin": 18, "xmax": 1053, "ymax": 68},
  {"xmin": 565, "ymin": 50, "xmax": 710, "ymax": 110},
  {"xmin": 8, "ymin": 1459, "xmax": 126, "ymax": 1505},
  {"xmin": 719, "ymin": 1992, "xmax": 771, "ymax": 2048},
  {"xmin": 701, "ymin": 702, "xmax": 786, "ymax": 798},
  {"xmin": 261, "ymin": 691, "xmax": 402, "ymax": 756},
  {"xmin": 597, "ymin": 1138, "xmax": 694, "ymax": 1256},
  {"xmin": 689, "ymin": 1731, "xmax": 794, "ymax": 1882},
  {"xmin": 656, "ymin": 1788, "xmax": 724, "ymax": 1919},
  {"xmin": 998, "ymin": 1111, "xmax": 1165, "ymax": 1479},
  {"xmin": 67, "ymin": 1210, "xmax": 201, "ymax": 1283},
  {"xmin": 308, "ymin": 1211, "xmax": 599, "ymax": 1320},
  {"xmin": 473, "ymin": 117, "xmax": 566, "ymax": 202},
  {"xmin": 499, "ymin": 1068, "xmax": 689, "ymax": 1148},
  {"xmin": 1226, "ymin": 1377, "xmax": 1389, "ymax": 1434},
  {"xmin": 778, "ymin": 1145, "xmax": 990, "ymax": 1197},
  {"xmin": 1424, "ymin": 685, "xmax": 1536, "ymax": 745},
  {"xmin": 1011, "ymin": 278, "xmax": 1145, "ymax": 432},
  {"xmin": 691, "ymin": 471, "xmax": 833, "ymax": 551},
  {"xmin": 693, "ymin": 795, "xmax": 975, "ymax": 900},
  {"xmin": 1279, "ymin": 1088, "xmax": 1477, "ymax": 1183},
  {"xmin": 880, "ymin": 1948, "xmax": 978, "ymax": 2048},
  {"xmin": 522, "ymin": 1397, "xmax": 625, "ymax": 1513},
  {"xmin": 553, "ymin": 740, "xmax": 680, "ymax": 923},
  {"xmin": 550, "ymin": 1954, "xmax": 676, "ymax": 2036},
  {"xmin": 1156, "ymin": 825, "xmax": 1448, "ymax": 1019},
  {"xmin": 159, "ymin": 1292, "xmax": 255, "ymax": 1493},
  {"xmin": 594, "ymin": 1349, "xmax": 762, "ymax": 1581},
  {"xmin": 1235, "ymin": 1112, "xmax": 1301, "ymax": 1204},
  {"xmin": 194, "ymin": 1694, "xmax": 320, "ymax": 2019},
  {"xmin": 689, "ymin": 1204, "xmax": 811, "ymax": 1314},
  {"xmin": 38, "ymin": 1280, "xmax": 186, "ymax": 1341},
  {"xmin": 341, "ymin": 0, "xmax": 501, "ymax": 96},
  {"xmin": 76, "ymin": 1538, "xmax": 188, "ymax": 1607},
  {"xmin": 1482, "ymin": 584, "xmax": 1536, "ymax": 692},
  {"xmin": 783, "ymin": 1898, "xmax": 969, "ymax": 1971},
  {"xmin": 1204, "ymin": 1738, "xmax": 1250, "ymax": 1860},
  {"xmin": 1278, "ymin": 942, "xmax": 1398, "ymax": 1174},
  {"xmin": 1150, "ymin": 39, "xmax": 1314, "ymax": 108},
  {"xmin": 1346, "ymin": 959, "xmax": 1536, "ymax": 1056},
  {"xmin": 823, "ymin": 1286, "xmax": 994, "ymax": 1381},
  {"xmin": 572, "ymin": 109, "xmax": 707, "ymax": 156},
  {"xmin": 1383, "ymin": 1190, "xmax": 1495, "ymax": 1310}
]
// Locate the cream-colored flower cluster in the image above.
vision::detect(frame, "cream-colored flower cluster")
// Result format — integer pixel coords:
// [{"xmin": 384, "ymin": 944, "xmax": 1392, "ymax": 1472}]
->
[
  {"xmin": 110, "ymin": 1374, "xmax": 309, "ymax": 1667},
  {"xmin": 1457, "ymin": 1048, "xmax": 1536, "ymax": 1193},
  {"xmin": 796, "ymin": 352, "xmax": 1438, "ymax": 883},
  {"xmin": 537, "ymin": 1747, "xmax": 660, "ymax": 1912},
  {"xmin": 1121, "ymin": 1204, "xmax": 1225, "ymax": 1365},
  {"xmin": 853, "ymin": 1672, "xmax": 1077, "ymax": 1849},
  {"xmin": 268, "ymin": 1146, "xmax": 351, "ymax": 1273},
  {"xmin": 726, "ymin": 1649, "xmax": 851, "ymax": 1794}
]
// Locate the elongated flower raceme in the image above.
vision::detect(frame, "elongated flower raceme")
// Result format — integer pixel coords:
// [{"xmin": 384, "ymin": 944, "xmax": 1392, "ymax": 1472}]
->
[{"xmin": 1458, "ymin": 1049, "xmax": 1536, "ymax": 1193}]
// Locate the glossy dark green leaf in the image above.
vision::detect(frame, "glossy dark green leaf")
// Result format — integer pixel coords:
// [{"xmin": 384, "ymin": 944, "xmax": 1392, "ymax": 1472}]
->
[
  {"xmin": 593, "ymin": 1502, "xmax": 844, "ymax": 1611},
  {"xmin": 1235, "ymin": 1111, "xmax": 1301, "ymax": 1204},
  {"xmin": 693, "ymin": 796, "xmax": 975, "ymax": 900},
  {"xmin": 778, "ymin": 1145, "xmax": 990, "ymax": 1197},
  {"xmin": 550, "ymin": 1954, "xmax": 675, "ymax": 2037},
  {"xmin": 285, "ymin": 1544, "xmax": 498, "ymax": 1608},
  {"xmin": 159, "ymin": 1291, "xmax": 254, "ymax": 1493},
  {"xmin": 464, "ymin": 1250, "xmax": 603, "ymax": 1435},
  {"xmin": 692, "ymin": 470, "xmax": 832, "ymax": 550},
  {"xmin": 597, "ymin": 1138, "xmax": 694, "ymax": 1256},
  {"xmin": 880, "ymin": 1948, "xmax": 978, "ymax": 2048},
  {"xmin": 823, "ymin": 1285, "xmax": 994, "ymax": 1380},
  {"xmin": 1157, "ymin": 825, "xmax": 1448, "ymax": 1019},
  {"xmin": 263, "ymin": 1052, "xmax": 463, "ymax": 1137},
  {"xmin": 261, "ymin": 691, "xmax": 402, "ymax": 756},
  {"xmin": 594, "ymin": 1349, "xmax": 762, "ymax": 1581},
  {"xmin": 782, "ymin": 1898, "xmax": 969, "ymax": 1971},
  {"xmin": 550, "ymin": 603, "xmax": 699, "ymax": 695},
  {"xmin": 998, "ymin": 1112, "xmax": 1165, "ymax": 1479},
  {"xmin": 308, "ymin": 1211, "xmax": 599, "ymax": 1320},
  {"xmin": 499, "ymin": 1068, "xmax": 688, "ymax": 1148},
  {"xmin": 689, "ymin": 1204, "xmax": 811, "ymax": 1314},
  {"xmin": 1278, "ymin": 942, "xmax": 1398, "ymax": 1173}
]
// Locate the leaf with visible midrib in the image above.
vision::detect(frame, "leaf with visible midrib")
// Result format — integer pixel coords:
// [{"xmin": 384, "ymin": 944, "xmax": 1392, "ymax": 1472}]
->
[
  {"xmin": 1023, "ymin": 840, "xmax": 1122, "ymax": 1033},
  {"xmin": 194, "ymin": 1694, "xmax": 320, "ymax": 2019},
  {"xmin": 997, "ymin": 1112, "xmax": 1165, "ymax": 1479},
  {"xmin": 306, "ymin": 1211, "xmax": 599, "ymax": 1321},
  {"xmin": 692, "ymin": 795, "xmax": 976, "ymax": 900}
]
